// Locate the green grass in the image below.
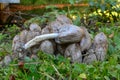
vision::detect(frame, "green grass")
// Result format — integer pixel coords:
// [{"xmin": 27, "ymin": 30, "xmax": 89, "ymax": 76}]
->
[{"xmin": 0, "ymin": 51, "xmax": 120, "ymax": 80}]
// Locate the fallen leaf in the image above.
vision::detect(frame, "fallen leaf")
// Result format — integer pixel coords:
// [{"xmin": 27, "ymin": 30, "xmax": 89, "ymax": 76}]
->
[
  {"xmin": 109, "ymin": 32, "xmax": 114, "ymax": 38},
  {"xmin": 79, "ymin": 73, "xmax": 87, "ymax": 79}
]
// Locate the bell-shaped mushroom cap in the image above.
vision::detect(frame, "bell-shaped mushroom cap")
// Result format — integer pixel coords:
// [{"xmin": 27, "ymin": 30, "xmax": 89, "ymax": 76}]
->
[
  {"xmin": 29, "ymin": 23, "xmax": 41, "ymax": 32},
  {"xmin": 40, "ymin": 40, "xmax": 55, "ymax": 54},
  {"xmin": 12, "ymin": 35, "xmax": 21, "ymax": 50},
  {"xmin": 19, "ymin": 30, "xmax": 28, "ymax": 43},
  {"xmin": 94, "ymin": 32, "xmax": 108, "ymax": 46},
  {"xmin": 83, "ymin": 52, "xmax": 97, "ymax": 64},
  {"xmin": 56, "ymin": 15, "xmax": 73, "ymax": 24},
  {"xmin": 80, "ymin": 27, "xmax": 92, "ymax": 52},
  {"xmin": 41, "ymin": 26, "xmax": 50, "ymax": 34},
  {"xmin": 49, "ymin": 20, "xmax": 63, "ymax": 33},
  {"xmin": 93, "ymin": 32, "xmax": 108, "ymax": 61},
  {"xmin": 55, "ymin": 24, "xmax": 84, "ymax": 44},
  {"xmin": 12, "ymin": 35, "xmax": 24, "ymax": 53},
  {"xmin": 42, "ymin": 15, "xmax": 72, "ymax": 34},
  {"xmin": 65, "ymin": 43, "xmax": 82, "ymax": 63},
  {"xmin": 26, "ymin": 31, "xmax": 40, "ymax": 42},
  {"xmin": 83, "ymin": 47, "xmax": 97, "ymax": 64},
  {"xmin": 3, "ymin": 55, "xmax": 12, "ymax": 66}
]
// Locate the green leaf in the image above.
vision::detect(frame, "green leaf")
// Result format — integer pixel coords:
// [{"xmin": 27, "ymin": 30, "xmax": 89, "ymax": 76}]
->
[
  {"xmin": 104, "ymin": 76, "xmax": 110, "ymax": 80},
  {"xmin": 24, "ymin": 56, "xmax": 33, "ymax": 62},
  {"xmin": 69, "ymin": 0, "xmax": 75, "ymax": 5},
  {"xmin": 101, "ymin": 5, "xmax": 105, "ymax": 11},
  {"xmin": 89, "ymin": 2, "xmax": 94, "ymax": 6},
  {"xmin": 87, "ymin": 65, "xmax": 95, "ymax": 74},
  {"xmin": 73, "ymin": 16, "xmax": 81, "ymax": 26},
  {"xmin": 116, "ymin": 64, "xmax": 120, "ymax": 70}
]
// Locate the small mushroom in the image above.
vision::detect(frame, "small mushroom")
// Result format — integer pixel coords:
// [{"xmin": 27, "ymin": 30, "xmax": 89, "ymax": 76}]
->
[
  {"xmin": 12, "ymin": 35, "xmax": 24, "ymax": 54},
  {"xmin": 19, "ymin": 30, "xmax": 28, "ymax": 43},
  {"xmin": 12, "ymin": 29, "xmax": 40, "ymax": 56},
  {"xmin": 29, "ymin": 23, "xmax": 41, "ymax": 33},
  {"xmin": 56, "ymin": 15, "xmax": 73, "ymax": 24},
  {"xmin": 41, "ymin": 25, "xmax": 52, "ymax": 34},
  {"xmin": 49, "ymin": 20, "xmax": 63, "ymax": 33},
  {"xmin": 26, "ymin": 31, "xmax": 40, "ymax": 42},
  {"xmin": 80, "ymin": 27, "xmax": 92, "ymax": 52},
  {"xmin": 64, "ymin": 43, "xmax": 82, "ymax": 63},
  {"xmin": 83, "ymin": 47, "xmax": 97, "ymax": 64},
  {"xmin": 12, "ymin": 35, "xmax": 20, "ymax": 51},
  {"xmin": 40, "ymin": 40, "xmax": 55, "ymax": 54},
  {"xmin": 93, "ymin": 32, "xmax": 108, "ymax": 61},
  {"xmin": 57, "ymin": 44, "xmax": 70, "ymax": 55},
  {"xmin": 12, "ymin": 34, "xmax": 28, "ymax": 60},
  {"xmin": 41, "ymin": 15, "xmax": 72, "ymax": 34},
  {"xmin": 3, "ymin": 55, "xmax": 12, "ymax": 66}
]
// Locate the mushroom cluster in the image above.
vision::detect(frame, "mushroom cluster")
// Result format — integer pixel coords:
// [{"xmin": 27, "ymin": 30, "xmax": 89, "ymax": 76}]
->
[{"xmin": 3, "ymin": 15, "xmax": 108, "ymax": 66}]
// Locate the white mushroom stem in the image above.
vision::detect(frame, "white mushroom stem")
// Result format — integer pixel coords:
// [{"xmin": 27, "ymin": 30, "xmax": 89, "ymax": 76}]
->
[{"xmin": 24, "ymin": 33, "xmax": 59, "ymax": 49}]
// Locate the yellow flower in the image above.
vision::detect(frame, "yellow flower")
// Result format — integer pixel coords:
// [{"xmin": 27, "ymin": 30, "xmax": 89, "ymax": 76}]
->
[{"xmin": 111, "ymin": 11, "xmax": 118, "ymax": 17}]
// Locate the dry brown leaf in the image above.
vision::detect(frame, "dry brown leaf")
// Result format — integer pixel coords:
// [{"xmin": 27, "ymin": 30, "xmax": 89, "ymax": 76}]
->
[{"xmin": 109, "ymin": 32, "xmax": 114, "ymax": 38}]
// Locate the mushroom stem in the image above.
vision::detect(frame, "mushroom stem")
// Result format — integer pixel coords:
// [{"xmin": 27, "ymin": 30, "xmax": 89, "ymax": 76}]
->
[{"xmin": 24, "ymin": 33, "xmax": 59, "ymax": 49}]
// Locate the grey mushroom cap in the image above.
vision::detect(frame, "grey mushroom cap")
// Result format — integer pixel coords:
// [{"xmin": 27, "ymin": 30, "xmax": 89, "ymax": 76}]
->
[{"xmin": 55, "ymin": 24, "xmax": 84, "ymax": 44}]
